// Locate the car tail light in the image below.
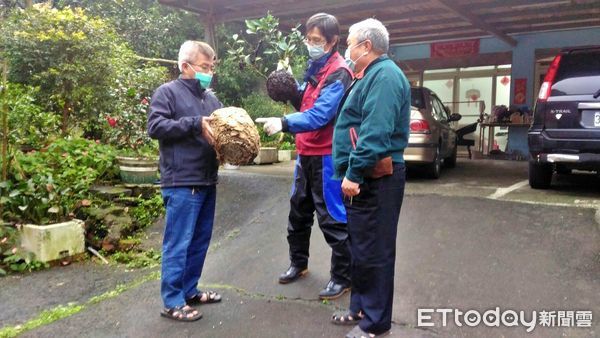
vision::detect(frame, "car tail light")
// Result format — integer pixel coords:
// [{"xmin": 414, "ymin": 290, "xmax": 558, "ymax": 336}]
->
[
  {"xmin": 538, "ymin": 54, "xmax": 562, "ymax": 102},
  {"xmin": 410, "ymin": 119, "xmax": 430, "ymax": 134}
]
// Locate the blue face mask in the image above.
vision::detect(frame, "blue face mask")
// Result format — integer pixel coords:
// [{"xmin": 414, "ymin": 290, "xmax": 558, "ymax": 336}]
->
[{"xmin": 307, "ymin": 44, "xmax": 326, "ymax": 60}]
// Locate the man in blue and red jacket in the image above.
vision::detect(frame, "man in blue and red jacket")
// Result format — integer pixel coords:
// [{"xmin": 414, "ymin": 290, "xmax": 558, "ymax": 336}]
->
[{"xmin": 257, "ymin": 13, "xmax": 353, "ymax": 300}]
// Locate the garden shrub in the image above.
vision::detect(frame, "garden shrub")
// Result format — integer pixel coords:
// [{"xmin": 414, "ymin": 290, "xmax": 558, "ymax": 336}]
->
[
  {"xmin": 0, "ymin": 4, "xmax": 135, "ymax": 134},
  {"xmin": 241, "ymin": 93, "xmax": 294, "ymax": 146},
  {"xmin": 1, "ymin": 138, "xmax": 118, "ymax": 224},
  {"xmin": 101, "ymin": 65, "xmax": 167, "ymax": 155},
  {"xmin": 4, "ymin": 83, "xmax": 60, "ymax": 149}
]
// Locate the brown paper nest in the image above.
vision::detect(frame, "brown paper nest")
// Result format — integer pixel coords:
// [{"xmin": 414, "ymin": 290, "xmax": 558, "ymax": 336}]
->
[{"xmin": 209, "ymin": 107, "xmax": 260, "ymax": 165}]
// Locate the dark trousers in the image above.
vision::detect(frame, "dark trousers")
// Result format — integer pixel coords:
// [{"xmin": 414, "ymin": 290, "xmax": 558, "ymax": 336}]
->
[
  {"xmin": 288, "ymin": 155, "xmax": 351, "ymax": 285},
  {"xmin": 346, "ymin": 164, "xmax": 406, "ymax": 334}
]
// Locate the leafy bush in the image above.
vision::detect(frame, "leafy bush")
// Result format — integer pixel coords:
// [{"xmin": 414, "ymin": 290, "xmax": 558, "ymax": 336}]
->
[
  {"xmin": 4, "ymin": 83, "xmax": 60, "ymax": 149},
  {"xmin": 215, "ymin": 13, "xmax": 307, "ymax": 107},
  {"xmin": 241, "ymin": 93, "xmax": 295, "ymax": 146},
  {"xmin": 1, "ymin": 138, "xmax": 118, "ymax": 224},
  {"xmin": 1, "ymin": 222, "xmax": 49, "ymax": 276},
  {"xmin": 110, "ymin": 248, "xmax": 161, "ymax": 269},
  {"xmin": 129, "ymin": 193, "xmax": 164, "ymax": 230},
  {"xmin": 102, "ymin": 66, "xmax": 166, "ymax": 155},
  {"xmin": 241, "ymin": 93, "xmax": 290, "ymax": 120},
  {"xmin": 0, "ymin": 4, "xmax": 135, "ymax": 134},
  {"xmin": 57, "ymin": 0, "xmax": 204, "ymax": 60},
  {"xmin": 213, "ymin": 57, "xmax": 262, "ymax": 106},
  {"xmin": 226, "ymin": 13, "xmax": 305, "ymax": 78},
  {"xmin": 278, "ymin": 141, "xmax": 296, "ymax": 150}
]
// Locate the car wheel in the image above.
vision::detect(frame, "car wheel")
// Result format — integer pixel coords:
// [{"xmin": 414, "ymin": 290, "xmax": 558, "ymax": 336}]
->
[
  {"xmin": 445, "ymin": 141, "xmax": 457, "ymax": 168},
  {"xmin": 529, "ymin": 160, "xmax": 552, "ymax": 189},
  {"xmin": 426, "ymin": 146, "xmax": 442, "ymax": 179}
]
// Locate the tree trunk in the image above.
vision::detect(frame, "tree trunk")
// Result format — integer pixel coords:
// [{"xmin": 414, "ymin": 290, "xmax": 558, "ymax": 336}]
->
[
  {"xmin": 0, "ymin": 60, "xmax": 8, "ymax": 218},
  {"xmin": 62, "ymin": 101, "xmax": 71, "ymax": 135},
  {"xmin": 1, "ymin": 60, "xmax": 8, "ymax": 182},
  {"xmin": 24, "ymin": 0, "xmax": 33, "ymax": 8}
]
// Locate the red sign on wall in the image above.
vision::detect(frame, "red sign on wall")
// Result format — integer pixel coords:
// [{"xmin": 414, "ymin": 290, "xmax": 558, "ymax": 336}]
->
[
  {"xmin": 430, "ymin": 39, "xmax": 480, "ymax": 58},
  {"xmin": 514, "ymin": 78, "xmax": 527, "ymax": 105}
]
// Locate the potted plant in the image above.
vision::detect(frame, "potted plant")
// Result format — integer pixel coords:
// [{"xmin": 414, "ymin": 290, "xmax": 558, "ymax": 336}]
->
[
  {"xmin": 104, "ymin": 67, "xmax": 166, "ymax": 184},
  {"xmin": 114, "ymin": 147, "xmax": 159, "ymax": 185},
  {"xmin": 254, "ymin": 146, "xmax": 279, "ymax": 164},
  {"xmin": 277, "ymin": 140, "xmax": 296, "ymax": 162}
]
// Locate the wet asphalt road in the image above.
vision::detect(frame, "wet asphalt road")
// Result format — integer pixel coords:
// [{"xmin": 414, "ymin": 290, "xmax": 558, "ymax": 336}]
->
[{"xmin": 1, "ymin": 159, "xmax": 599, "ymax": 337}]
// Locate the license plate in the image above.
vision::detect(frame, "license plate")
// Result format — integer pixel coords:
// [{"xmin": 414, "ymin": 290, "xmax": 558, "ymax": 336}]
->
[{"xmin": 595, "ymin": 111, "xmax": 600, "ymax": 127}]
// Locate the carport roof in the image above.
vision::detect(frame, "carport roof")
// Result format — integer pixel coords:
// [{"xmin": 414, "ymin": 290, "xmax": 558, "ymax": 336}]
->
[{"xmin": 159, "ymin": 0, "xmax": 600, "ymax": 46}]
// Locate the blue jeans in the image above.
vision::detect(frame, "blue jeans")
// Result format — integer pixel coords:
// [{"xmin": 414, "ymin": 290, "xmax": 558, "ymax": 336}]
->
[{"xmin": 160, "ymin": 186, "xmax": 216, "ymax": 309}]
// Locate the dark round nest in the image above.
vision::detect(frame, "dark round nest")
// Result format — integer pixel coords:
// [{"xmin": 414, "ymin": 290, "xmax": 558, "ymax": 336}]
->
[{"xmin": 266, "ymin": 70, "xmax": 300, "ymax": 107}]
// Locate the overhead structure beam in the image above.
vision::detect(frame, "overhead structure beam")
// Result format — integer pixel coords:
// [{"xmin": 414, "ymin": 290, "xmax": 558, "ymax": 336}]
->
[
  {"xmin": 213, "ymin": 0, "xmax": 397, "ymax": 22},
  {"xmin": 431, "ymin": 0, "xmax": 518, "ymax": 47},
  {"xmin": 158, "ymin": 0, "xmax": 209, "ymax": 15},
  {"xmin": 157, "ymin": 0, "xmax": 600, "ymax": 47}
]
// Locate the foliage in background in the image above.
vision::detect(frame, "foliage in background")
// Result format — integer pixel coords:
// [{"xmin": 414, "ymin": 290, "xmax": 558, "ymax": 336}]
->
[
  {"xmin": 0, "ymin": 5, "xmax": 310, "ymax": 276},
  {"xmin": 241, "ymin": 93, "xmax": 294, "ymax": 147},
  {"xmin": 225, "ymin": 13, "xmax": 306, "ymax": 79},
  {"xmin": 219, "ymin": 13, "xmax": 306, "ymax": 148},
  {"xmin": 241, "ymin": 93, "xmax": 289, "ymax": 121},
  {"xmin": 278, "ymin": 141, "xmax": 296, "ymax": 150},
  {"xmin": 102, "ymin": 66, "xmax": 166, "ymax": 155},
  {"xmin": 0, "ymin": 138, "xmax": 118, "ymax": 224},
  {"xmin": 0, "ymin": 0, "xmax": 31, "ymax": 17},
  {"xmin": 0, "ymin": 223, "xmax": 47, "ymax": 276},
  {"xmin": 57, "ymin": 0, "xmax": 204, "ymax": 60},
  {"xmin": 4, "ymin": 83, "xmax": 60, "ymax": 149},
  {"xmin": 213, "ymin": 57, "xmax": 262, "ymax": 107},
  {"xmin": 129, "ymin": 193, "xmax": 164, "ymax": 230},
  {"xmin": 110, "ymin": 248, "xmax": 161, "ymax": 269},
  {"xmin": 0, "ymin": 4, "xmax": 133, "ymax": 134}
]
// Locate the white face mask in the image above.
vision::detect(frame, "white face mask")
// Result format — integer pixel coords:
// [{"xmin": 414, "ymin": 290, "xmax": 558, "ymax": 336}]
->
[{"xmin": 344, "ymin": 41, "xmax": 367, "ymax": 72}]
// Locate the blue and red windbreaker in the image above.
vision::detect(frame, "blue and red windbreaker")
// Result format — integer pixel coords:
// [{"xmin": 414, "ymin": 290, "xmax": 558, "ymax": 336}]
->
[{"xmin": 281, "ymin": 51, "xmax": 353, "ymax": 155}]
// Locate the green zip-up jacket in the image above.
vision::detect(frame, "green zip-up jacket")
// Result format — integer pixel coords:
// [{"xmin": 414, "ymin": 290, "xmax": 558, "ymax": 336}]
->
[{"xmin": 332, "ymin": 55, "xmax": 411, "ymax": 184}]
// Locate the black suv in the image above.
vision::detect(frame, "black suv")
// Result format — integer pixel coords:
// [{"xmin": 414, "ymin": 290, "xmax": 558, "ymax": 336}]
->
[{"xmin": 528, "ymin": 46, "xmax": 600, "ymax": 189}]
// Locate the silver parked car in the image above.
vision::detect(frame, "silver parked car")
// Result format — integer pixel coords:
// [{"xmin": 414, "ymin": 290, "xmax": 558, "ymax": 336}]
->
[{"xmin": 405, "ymin": 87, "xmax": 461, "ymax": 178}]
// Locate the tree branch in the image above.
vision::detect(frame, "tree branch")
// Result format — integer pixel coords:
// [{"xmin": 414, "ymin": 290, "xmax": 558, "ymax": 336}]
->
[{"xmin": 133, "ymin": 55, "xmax": 177, "ymax": 65}]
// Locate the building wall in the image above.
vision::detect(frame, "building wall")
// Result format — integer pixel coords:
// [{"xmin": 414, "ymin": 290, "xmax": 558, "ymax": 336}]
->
[{"xmin": 389, "ymin": 27, "xmax": 600, "ymax": 107}]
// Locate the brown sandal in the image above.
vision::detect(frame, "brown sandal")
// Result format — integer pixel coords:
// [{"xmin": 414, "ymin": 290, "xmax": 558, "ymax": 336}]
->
[
  {"xmin": 332, "ymin": 310, "xmax": 364, "ymax": 325},
  {"xmin": 186, "ymin": 291, "xmax": 222, "ymax": 305},
  {"xmin": 160, "ymin": 305, "xmax": 202, "ymax": 322},
  {"xmin": 345, "ymin": 324, "xmax": 390, "ymax": 338}
]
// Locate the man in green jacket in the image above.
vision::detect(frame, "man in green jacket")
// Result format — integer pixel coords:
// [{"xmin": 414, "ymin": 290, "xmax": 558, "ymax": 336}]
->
[{"xmin": 331, "ymin": 18, "xmax": 410, "ymax": 338}]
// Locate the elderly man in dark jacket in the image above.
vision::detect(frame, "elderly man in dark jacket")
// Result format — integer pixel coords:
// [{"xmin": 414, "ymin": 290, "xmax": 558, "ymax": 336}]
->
[{"xmin": 147, "ymin": 40, "xmax": 223, "ymax": 322}]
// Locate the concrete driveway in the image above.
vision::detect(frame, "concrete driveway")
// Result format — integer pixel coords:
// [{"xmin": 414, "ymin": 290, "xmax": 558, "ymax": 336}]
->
[{"xmin": 1, "ymin": 158, "xmax": 598, "ymax": 337}]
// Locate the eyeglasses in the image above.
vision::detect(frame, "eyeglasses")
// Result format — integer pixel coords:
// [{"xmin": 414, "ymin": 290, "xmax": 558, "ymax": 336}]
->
[
  {"xmin": 188, "ymin": 62, "xmax": 215, "ymax": 73},
  {"xmin": 346, "ymin": 40, "xmax": 367, "ymax": 50},
  {"xmin": 303, "ymin": 37, "xmax": 326, "ymax": 46}
]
